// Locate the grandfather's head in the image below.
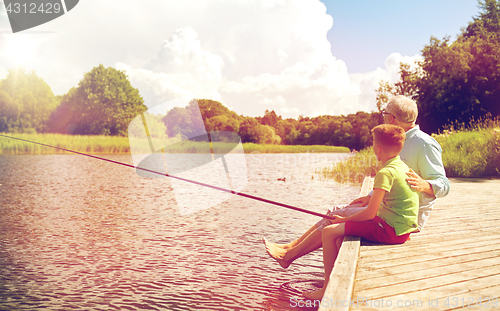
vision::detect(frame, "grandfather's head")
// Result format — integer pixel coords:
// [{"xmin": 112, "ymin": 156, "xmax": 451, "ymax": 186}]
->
[{"xmin": 382, "ymin": 96, "xmax": 418, "ymax": 129}]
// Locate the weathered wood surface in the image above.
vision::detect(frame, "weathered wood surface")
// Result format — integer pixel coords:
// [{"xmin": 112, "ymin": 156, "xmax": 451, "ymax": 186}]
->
[
  {"xmin": 351, "ymin": 178, "xmax": 500, "ymax": 310},
  {"xmin": 319, "ymin": 176, "xmax": 374, "ymax": 311}
]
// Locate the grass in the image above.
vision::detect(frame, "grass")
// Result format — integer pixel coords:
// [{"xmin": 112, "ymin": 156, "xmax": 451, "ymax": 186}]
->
[
  {"xmin": 317, "ymin": 115, "xmax": 500, "ymax": 184},
  {"xmin": 316, "ymin": 147, "xmax": 380, "ymax": 184},
  {"xmin": 0, "ymin": 133, "xmax": 131, "ymax": 155},
  {"xmin": 433, "ymin": 115, "xmax": 500, "ymax": 177},
  {"xmin": 0, "ymin": 133, "xmax": 350, "ymax": 155},
  {"xmin": 242, "ymin": 143, "xmax": 349, "ymax": 154}
]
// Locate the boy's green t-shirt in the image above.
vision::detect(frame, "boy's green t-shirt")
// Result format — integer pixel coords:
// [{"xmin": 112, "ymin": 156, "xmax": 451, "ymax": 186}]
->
[{"xmin": 374, "ymin": 156, "xmax": 419, "ymax": 236}]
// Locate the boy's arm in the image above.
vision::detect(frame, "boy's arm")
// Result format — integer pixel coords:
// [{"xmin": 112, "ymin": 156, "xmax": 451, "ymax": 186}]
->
[
  {"xmin": 406, "ymin": 168, "xmax": 434, "ymax": 197},
  {"xmin": 333, "ymin": 188, "xmax": 386, "ymax": 223}
]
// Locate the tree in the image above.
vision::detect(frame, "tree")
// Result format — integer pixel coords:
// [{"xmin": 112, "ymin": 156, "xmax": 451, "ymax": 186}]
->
[
  {"xmin": 275, "ymin": 119, "xmax": 297, "ymax": 144},
  {"xmin": 463, "ymin": 0, "xmax": 500, "ymax": 39},
  {"xmin": 258, "ymin": 110, "xmax": 281, "ymax": 127},
  {"xmin": 260, "ymin": 125, "xmax": 281, "ymax": 144},
  {"xmin": 238, "ymin": 118, "xmax": 261, "ymax": 143},
  {"xmin": 238, "ymin": 118, "xmax": 280, "ymax": 144},
  {"xmin": 375, "ymin": 63, "xmax": 421, "ymax": 112},
  {"xmin": 50, "ymin": 64, "xmax": 146, "ymax": 136},
  {"xmin": 196, "ymin": 99, "xmax": 242, "ymax": 133},
  {"xmin": 0, "ymin": 90, "xmax": 20, "ymax": 132},
  {"xmin": 376, "ymin": 0, "xmax": 500, "ymax": 133},
  {"xmin": 0, "ymin": 67, "xmax": 59, "ymax": 133},
  {"xmin": 205, "ymin": 115, "xmax": 239, "ymax": 133},
  {"xmin": 416, "ymin": 32, "xmax": 500, "ymax": 133}
]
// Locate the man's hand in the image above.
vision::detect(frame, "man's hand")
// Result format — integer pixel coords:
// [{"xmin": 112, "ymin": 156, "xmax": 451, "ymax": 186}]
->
[
  {"xmin": 406, "ymin": 168, "xmax": 435, "ymax": 197},
  {"xmin": 349, "ymin": 195, "xmax": 370, "ymax": 206}
]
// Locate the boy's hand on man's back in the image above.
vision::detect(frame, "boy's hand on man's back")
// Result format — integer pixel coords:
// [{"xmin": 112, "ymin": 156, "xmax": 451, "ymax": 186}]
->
[{"xmin": 406, "ymin": 169, "xmax": 435, "ymax": 197}]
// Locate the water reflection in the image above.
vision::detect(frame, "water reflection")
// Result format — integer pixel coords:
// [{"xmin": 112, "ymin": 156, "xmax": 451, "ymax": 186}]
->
[{"xmin": 0, "ymin": 153, "xmax": 357, "ymax": 310}]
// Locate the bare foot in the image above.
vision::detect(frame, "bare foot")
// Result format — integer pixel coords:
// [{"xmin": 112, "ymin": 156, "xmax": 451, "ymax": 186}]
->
[
  {"xmin": 261, "ymin": 239, "xmax": 292, "ymax": 249},
  {"xmin": 262, "ymin": 238, "xmax": 292, "ymax": 269},
  {"xmin": 273, "ymin": 242, "xmax": 291, "ymax": 249},
  {"xmin": 303, "ymin": 287, "xmax": 325, "ymax": 300}
]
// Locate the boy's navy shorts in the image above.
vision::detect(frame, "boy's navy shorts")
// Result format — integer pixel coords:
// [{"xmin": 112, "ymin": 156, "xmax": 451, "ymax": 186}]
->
[{"xmin": 344, "ymin": 216, "xmax": 410, "ymax": 244}]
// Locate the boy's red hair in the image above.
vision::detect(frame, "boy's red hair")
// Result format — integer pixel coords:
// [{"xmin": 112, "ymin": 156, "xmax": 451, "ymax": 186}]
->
[{"xmin": 371, "ymin": 124, "xmax": 405, "ymax": 155}]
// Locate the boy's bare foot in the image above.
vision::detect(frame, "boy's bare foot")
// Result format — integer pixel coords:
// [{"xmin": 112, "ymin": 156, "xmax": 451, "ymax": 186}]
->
[
  {"xmin": 273, "ymin": 242, "xmax": 290, "ymax": 249},
  {"xmin": 303, "ymin": 287, "xmax": 325, "ymax": 300},
  {"xmin": 262, "ymin": 238, "xmax": 292, "ymax": 269}
]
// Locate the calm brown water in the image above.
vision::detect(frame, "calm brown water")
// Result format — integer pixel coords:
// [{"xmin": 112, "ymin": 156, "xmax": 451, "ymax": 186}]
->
[{"xmin": 0, "ymin": 153, "xmax": 358, "ymax": 310}]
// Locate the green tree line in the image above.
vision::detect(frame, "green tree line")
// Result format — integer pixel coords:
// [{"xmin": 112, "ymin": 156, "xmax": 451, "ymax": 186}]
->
[
  {"xmin": 0, "ymin": 65, "xmax": 380, "ymax": 150},
  {"xmin": 163, "ymin": 99, "xmax": 381, "ymax": 150}
]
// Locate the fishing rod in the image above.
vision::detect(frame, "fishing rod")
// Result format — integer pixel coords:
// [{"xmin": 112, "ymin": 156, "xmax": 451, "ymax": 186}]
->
[{"xmin": 0, "ymin": 133, "xmax": 337, "ymax": 220}]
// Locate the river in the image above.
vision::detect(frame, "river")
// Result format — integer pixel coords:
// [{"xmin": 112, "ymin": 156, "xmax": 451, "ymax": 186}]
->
[{"xmin": 0, "ymin": 153, "xmax": 359, "ymax": 310}]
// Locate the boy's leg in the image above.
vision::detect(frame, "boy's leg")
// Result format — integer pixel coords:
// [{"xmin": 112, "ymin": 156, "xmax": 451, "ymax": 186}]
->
[
  {"xmin": 263, "ymin": 204, "xmax": 367, "ymax": 268},
  {"xmin": 265, "ymin": 203, "xmax": 365, "ymax": 249},
  {"xmin": 304, "ymin": 223, "xmax": 346, "ymax": 300},
  {"xmin": 265, "ymin": 222, "xmax": 320, "ymax": 250},
  {"xmin": 264, "ymin": 227, "xmax": 323, "ymax": 269}
]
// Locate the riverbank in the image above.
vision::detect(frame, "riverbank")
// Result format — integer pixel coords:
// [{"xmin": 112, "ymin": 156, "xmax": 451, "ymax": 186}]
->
[
  {"xmin": 0, "ymin": 133, "xmax": 349, "ymax": 155},
  {"xmin": 317, "ymin": 124, "xmax": 500, "ymax": 182}
]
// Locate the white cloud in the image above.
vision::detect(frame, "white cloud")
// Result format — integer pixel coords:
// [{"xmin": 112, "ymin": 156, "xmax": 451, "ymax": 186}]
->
[
  {"xmin": 384, "ymin": 52, "xmax": 423, "ymax": 83},
  {"xmin": 114, "ymin": 0, "xmax": 355, "ymax": 118},
  {"xmin": 0, "ymin": 0, "xmax": 423, "ymax": 119},
  {"xmin": 348, "ymin": 53, "xmax": 423, "ymax": 112},
  {"xmin": 116, "ymin": 26, "xmax": 225, "ymax": 107}
]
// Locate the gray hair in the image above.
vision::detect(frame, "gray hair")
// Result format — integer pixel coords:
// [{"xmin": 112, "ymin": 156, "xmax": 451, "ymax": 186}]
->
[{"xmin": 387, "ymin": 96, "xmax": 418, "ymax": 124}]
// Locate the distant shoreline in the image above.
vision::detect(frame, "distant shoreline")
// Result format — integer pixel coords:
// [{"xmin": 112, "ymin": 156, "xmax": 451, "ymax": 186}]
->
[{"xmin": 0, "ymin": 133, "xmax": 350, "ymax": 155}]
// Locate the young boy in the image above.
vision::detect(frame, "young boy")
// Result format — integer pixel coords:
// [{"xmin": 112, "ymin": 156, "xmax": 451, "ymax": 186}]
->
[{"xmin": 304, "ymin": 124, "xmax": 419, "ymax": 300}]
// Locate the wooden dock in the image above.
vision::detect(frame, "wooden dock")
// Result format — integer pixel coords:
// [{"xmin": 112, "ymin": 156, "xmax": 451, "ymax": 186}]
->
[{"xmin": 321, "ymin": 177, "xmax": 500, "ymax": 310}]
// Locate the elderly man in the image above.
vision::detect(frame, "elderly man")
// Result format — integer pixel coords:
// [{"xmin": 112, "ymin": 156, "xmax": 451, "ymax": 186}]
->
[{"xmin": 263, "ymin": 95, "xmax": 450, "ymax": 269}]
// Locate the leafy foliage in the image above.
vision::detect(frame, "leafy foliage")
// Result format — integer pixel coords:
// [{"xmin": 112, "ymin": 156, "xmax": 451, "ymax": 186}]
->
[
  {"xmin": 376, "ymin": 0, "xmax": 500, "ymax": 134},
  {"xmin": 0, "ymin": 67, "xmax": 59, "ymax": 133},
  {"xmin": 160, "ymin": 99, "xmax": 380, "ymax": 149},
  {"xmin": 49, "ymin": 65, "xmax": 147, "ymax": 136},
  {"xmin": 376, "ymin": 63, "xmax": 421, "ymax": 112}
]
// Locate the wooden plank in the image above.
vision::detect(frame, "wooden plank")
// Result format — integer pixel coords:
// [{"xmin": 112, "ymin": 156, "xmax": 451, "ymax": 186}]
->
[
  {"xmin": 358, "ymin": 232, "xmax": 500, "ymax": 257},
  {"xmin": 350, "ymin": 178, "xmax": 500, "ymax": 310},
  {"xmin": 356, "ymin": 241, "xmax": 500, "ymax": 271},
  {"xmin": 356, "ymin": 258, "xmax": 500, "ymax": 291},
  {"xmin": 356, "ymin": 238, "xmax": 500, "ymax": 267},
  {"xmin": 355, "ymin": 273, "xmax": 500, "ymax": 308},
  {"xmin": 441, "ymin": 285, "xmax": 500, "ymax": 310},
  {"xmin": 356, "ymin": 249, "xmax": 500, "ymax": 280},
  {"xmin": 319, "ymin": 176, "xmax": 373, "ymax": 311},
  {"xmin": 319, "ymin": 235, "xmax": 361, "ymax": 311}
]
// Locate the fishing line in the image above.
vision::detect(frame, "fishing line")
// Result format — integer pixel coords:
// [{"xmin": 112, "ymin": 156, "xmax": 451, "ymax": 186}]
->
[{"xmin": 0, "ymin": 133, "xmax": 336, "ymax": 220}]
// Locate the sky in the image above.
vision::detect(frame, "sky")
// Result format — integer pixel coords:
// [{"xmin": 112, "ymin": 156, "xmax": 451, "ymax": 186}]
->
[{"xmin": 0, "ymin": 0, "xmax": 481, "ymax": 119}]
